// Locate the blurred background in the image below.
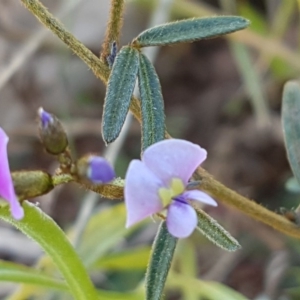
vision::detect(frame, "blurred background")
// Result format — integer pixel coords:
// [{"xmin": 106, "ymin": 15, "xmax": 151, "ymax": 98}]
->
[{"xmin": 0, "ymin": 0, "xmax": 300, "ymax": 299}]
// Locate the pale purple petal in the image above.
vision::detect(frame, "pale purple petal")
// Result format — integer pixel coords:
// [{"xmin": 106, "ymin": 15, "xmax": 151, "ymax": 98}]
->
[
  {"xmin": 166, "ymin": 201, "xmax": 197, "ymax": 238},
  {"xmin": 87, "ymin": 156, "xmax": 115, "ymax": 184},
  {"xmin": 142, "ymin": 139, "xmax": 207, "ymax": 185},
  {"xmin": 183, "ymin": 190, "xmax": 217, "ymax": 207},
  {"xmin": 0, "ymin": 128, "xmax": 24, "ymax": 220},
  {"xmin": 125, "ymin": 160, "xmax": 164, "ymax": 227}
]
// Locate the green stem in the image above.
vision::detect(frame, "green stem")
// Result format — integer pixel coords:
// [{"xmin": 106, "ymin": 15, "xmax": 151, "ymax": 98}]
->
[
  {"xmin": 20, "ymin": 0, "xmax": 300, "ymax": 240},
  {"xmin": 52, "ymin": 173, "xmax": 74, "ymax": 186},
  {"xmin": 100, "ymin": 0, "xmax": 125, "ymax": 61},
  {"xmin": 0, "ymin": 202, "xmax": 98, "ymax": 300}
]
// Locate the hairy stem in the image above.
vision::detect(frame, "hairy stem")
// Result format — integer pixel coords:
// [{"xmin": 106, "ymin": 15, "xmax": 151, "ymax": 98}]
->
[
  {"xmin": 194, "ymin": 167, "xmax": 300, "ymax": 239},
  {"xmin": 20, "ymin": 0, "xmax": 300, "ymax": 239},
  {"xmin": 101, "ymin": 0, "xmax": 125, "ymax": 61},
  {"xmin": 19, "ymin": 0, "xmax": 141, "ymax": 119}
]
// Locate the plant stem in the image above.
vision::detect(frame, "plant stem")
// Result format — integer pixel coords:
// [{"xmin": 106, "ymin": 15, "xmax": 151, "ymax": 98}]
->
[
  {"xmin": 20, "ymin": 0, "xmax": 300, "ymax": 240},
  {"xmin": 19, "ymin": 0, "xmax": 141, "ymax": 119},
  {"xmin": 100, "ymin": 0, "xmax": 125, "ymax": 62},
  {"xmin": 194, "ymin": 167, "xmax": 300, "ymax": 239}
]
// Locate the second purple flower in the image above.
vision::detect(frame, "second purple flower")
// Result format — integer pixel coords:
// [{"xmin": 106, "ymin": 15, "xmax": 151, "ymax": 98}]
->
[{"xmin": 125, "ymin": 139, "xmax": 217, "ymax": 238}]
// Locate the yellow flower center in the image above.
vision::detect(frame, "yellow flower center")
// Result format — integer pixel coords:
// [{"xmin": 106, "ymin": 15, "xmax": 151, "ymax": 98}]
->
[{"xmin": 158, "ymin": 178, "xmax": 185, "ymax": 207}]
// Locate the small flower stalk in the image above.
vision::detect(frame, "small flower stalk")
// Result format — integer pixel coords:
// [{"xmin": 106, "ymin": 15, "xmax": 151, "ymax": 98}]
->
[
  {"xmin": 76, "ymin": 155, "xmax": 115, "ymax": 185},
  {"xmin": 38, "ymin": 107, "xmax": 68, "ymax": 155},
  {"xmin": 0, "ymin": 128, "xmax": 24, "ymax": 220},
  {"xmin": 125, "ymin": 139, "xmax": 217, "ymax": 238}
]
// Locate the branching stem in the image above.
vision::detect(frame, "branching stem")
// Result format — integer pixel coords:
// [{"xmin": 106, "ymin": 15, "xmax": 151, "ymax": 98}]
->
[{"xmin": 20, "ymin": 0, "xmax": 300, "ymax": 239}]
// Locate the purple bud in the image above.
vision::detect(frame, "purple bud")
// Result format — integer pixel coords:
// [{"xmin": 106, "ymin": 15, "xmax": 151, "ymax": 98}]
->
[
  {"xmin": 39, "ymin": 108, "xmax": 53, "ymax": 128},
  {"xmin": 38, "ymin": 107, "xmax": 68, "ymax": 155},
  {"xmin": 87, "ymin": 156, "xmax": 115, "ymax": 184}
]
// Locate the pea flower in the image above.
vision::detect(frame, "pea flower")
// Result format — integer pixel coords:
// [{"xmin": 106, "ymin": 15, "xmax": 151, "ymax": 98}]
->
[
  {"xmin": 125, "ymin": 139, "xmax": 217, "ymax": 238},
  {"xmin": 0, "ymin": 128, "xmax": 24, "ymax": 220},
  {"xmin": 76, "ymin": 155, "xmax": 116, "ymax": 184}
]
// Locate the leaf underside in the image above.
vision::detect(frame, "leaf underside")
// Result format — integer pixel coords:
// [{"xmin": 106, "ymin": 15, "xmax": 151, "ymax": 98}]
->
[
  {"xmin": 102, "ymin": 46, "xmax": 139, "ymax": 144},
  {"xmin": 196, "ymin": 209, "xmax": 241, "ymax": 252},
  {"xmin": 282, "ymin": 81, "xmax": 300, "ymax": 184},
  {"xmin": 138, "ymin": 53, "xmax": 165, "ymax": 151},
  {"xmin": 133, "ymin": 16, "xmax": 250, "ymax": 47}
]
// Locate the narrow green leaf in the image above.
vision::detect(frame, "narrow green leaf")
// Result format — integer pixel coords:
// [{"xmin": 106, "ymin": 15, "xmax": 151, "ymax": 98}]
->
[
  {"xmin": 138, "ymin": 53, "xmax": 165, "ymax": 150},
  {"xmin": 102, "ymin": 46, "xmax": 139, "ymax": 144},
  {"xmin": 230, "ymin": 42, "xmax": 270, "ymax": 127},
  {"xmin": 282, "ymin": 81, "xmax": 300, "ymax": 184},
  {"xmin": 146, "ymin": 221, "xmax": 177, "ymax": 300},
  {"xmin": 177, "ymin": 241, "xmax": 197, "ymax": 300},
  {"xmin": 168, "ymin": 273, "xmax": 248, "ymax": 300},
  {"xmin": 78, "ymin": 203, "xmax": 140, "ymax": 269},
  {"xmin": 97, "ymin": 288, "xmax": 144, "ymax": 300},
  {"xmin": 132, "ymin": 16, "xmax": 250, "ymax": 47},
  {"xmin": 0, "ymin": 201, "xmax": 98, "ymax": 300},
  {"xmin": 196, "ymin": 209, "xmax": 241, "ymax": 252},
  {"xmin": 0, "ymin": 260, "xmax": 67, "ymax": 292},
  {"xmin": 94, "ymin": 246, "xmax": 151, "ymax": 271}
]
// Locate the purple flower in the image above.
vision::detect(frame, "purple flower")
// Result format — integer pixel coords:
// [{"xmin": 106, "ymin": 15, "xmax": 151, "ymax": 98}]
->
[
  {"xmin": 125, "ymin": 139, "xmax": 217, "ymax": 238},
  {"xmin": 0, "ymin": 128, "xmax": 24, "ymax": 220},
  {"xmin": 87, "ymin": 156, "xmax": 115, "ymax": 184}
]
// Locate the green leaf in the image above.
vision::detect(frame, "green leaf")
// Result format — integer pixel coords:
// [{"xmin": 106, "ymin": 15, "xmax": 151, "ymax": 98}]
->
[
  {"xmin": 102, "ymin": 46, "xmax": 139, "ymax": 144},
  {"xmin": 230, "ymin": 42, "xmax": 269, "ymax": 126},
  {"xmin": 97, "ymin": 288, "xmax": 144, "ymax": 300},
  {"xmin": 168, "ymin": 273, "xmax": 248, "ymax": 300},
  {"xmin": 204, "ymin": 282, "xmax": 248, "ymax": 300},
  {"xmin": 132, "ymin": 16, "xmax": 250, "ymax": 47},
  {"xmin": 94, "ymin": 246, "xmax": 151, "ymax": 270},
  {"xmin": 138, "ymin": 53, "xmax": 165, "ymax": 150},
  {"xmin": 0, "ymin": 201, "xmax": 98, "ymax": 300},
  {"xmin": 282, "ymin": 81, "xmax": 300, "ymax": 184},
  {"xmin": 176, "ymin": 241, "xmax": 197, "ymax": 300},
  {"xmin": 78, "ymin": 203, "xmax": 140, "ymax": 269},
  {"xmin": 0, "ymin": 260, "xmax": 67, "ymax": 292},
  {"xmin": 196, "ymin": 209, "xmax": 241, "ymax": 252},
  {"xmin": 146, "ymin": 221, "xmax": 177, "ymax": 300},
  {"xmin": 237, "ymin": 2, "xmax": 267, "ymax": 35}
]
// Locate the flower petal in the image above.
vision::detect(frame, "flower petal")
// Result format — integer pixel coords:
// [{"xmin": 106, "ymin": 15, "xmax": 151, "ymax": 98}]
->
[
  {"xmin": 0, "ymin": 128, "xmax": 24, "ymax": 220},
  {"xmin": 183, "ymin": 190, "xmax": 217, "ymax": 207},
  {"xmin": 125, "ymin": 160, "xmax": 164, "ymax": 227},
  {"xmin": 142, "ymin": 139, "xmax": 206, "ymax": 185},
  {"xmin": 87, "ymin": 156, "xmax": 115, "ymax": 184},
  {"xmin": 166, "ymin": 201, "xmax": 197, "ymax": 238}
]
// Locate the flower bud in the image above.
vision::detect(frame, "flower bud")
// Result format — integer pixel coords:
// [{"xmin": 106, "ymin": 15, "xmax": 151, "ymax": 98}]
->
[
  {"xmin": 12, "ymin": 170, "xmax": 54, "ymax": 200},
  {"xmin": 77, "ymin": 155, "xmax": 115, "ymax": 184},
  {"xmin": 38, "ymin": 107, "xmax": 68, "ymax": 155}
]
